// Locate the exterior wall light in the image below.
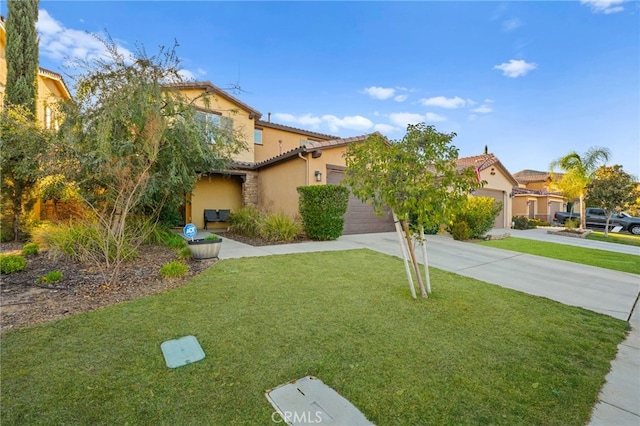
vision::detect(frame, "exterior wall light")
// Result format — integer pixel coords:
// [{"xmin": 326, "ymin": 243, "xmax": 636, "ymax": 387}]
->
[{"xmin": 314, "ymin": 170, "xmax": 322, "ymax": 182}]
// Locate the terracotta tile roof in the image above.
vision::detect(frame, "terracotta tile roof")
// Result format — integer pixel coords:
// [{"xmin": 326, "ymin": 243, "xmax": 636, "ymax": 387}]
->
[
  {"xmin": 513, "ymin": 169, "xmax": 564, "ymax": 184},
  {"xmin": 255, "ymin": 120, "xmax": 338, "ymax": 140},
  {"xmin": 512, "ymin": 187, "xmax": 563, "ymax": 196},
  {"xmin": 455, "ymin": 153, "xmax": 500, "ymax": 171},
  {"xmin": 456, "ymin": 153, "xmax": 519, "ymax": 186},
  {"xmin": 162, "ymin": 81, "xmax": 262, "ymax": 119}
]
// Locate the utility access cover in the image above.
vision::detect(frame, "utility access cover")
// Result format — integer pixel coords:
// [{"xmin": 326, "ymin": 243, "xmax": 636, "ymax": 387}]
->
[
  {"xmin": 266, "ymin": 376, "xmax": 373, "ymax": 425},
  {"xmin": 160, "ymin": 335, "xmax": 205, "ymax": 369}
]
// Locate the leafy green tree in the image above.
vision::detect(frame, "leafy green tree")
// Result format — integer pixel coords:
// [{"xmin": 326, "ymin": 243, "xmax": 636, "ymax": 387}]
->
[
  {"xmin": 344, "ymin": 123, "xmax": 479, "ymax": 298},
  {"xmin": 49, "ymin": 38, "xmax": 247, "ymax": 285},
  {"xmin": 586, "ymin": 165, "xmax": 639, "ymax": 236},
  {"xmin": 550, "ymin": 146, "xmax": 610, "ymax": 229},
  {"xmin": 1, "ymin": 0, "xmax": 42, "ymax": 241},
  {"xmin": 0, "ymin": 106, "xmax": 49, "ymax": 241},
  {"xmin": 5, "ymin": 0, "xmax": 39, "ymax": 114}
]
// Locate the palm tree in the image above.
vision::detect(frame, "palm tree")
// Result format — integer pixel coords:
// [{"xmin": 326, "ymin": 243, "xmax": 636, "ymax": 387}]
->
[{"xmin": 550, "ymin": 146, "xmax": 611, "ymax": 229}]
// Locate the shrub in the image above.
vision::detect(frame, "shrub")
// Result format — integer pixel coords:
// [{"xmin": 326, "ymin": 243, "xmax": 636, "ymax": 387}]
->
[
  {"xmin": 31, "ymin": 221, "xmax": 138, "ymax": 263},
  {"xmin": 450, "ymin": 222, "xmax": 472, "ymax": 241},
  {"xmin": 160, "ymin": 261, "xmax": 189, "ymax": 278},
  {"xmin": 38, "ymin": 270, "xmax": 63, "ymax": 284},
  {"xmin": 449, "ymin": 196, "xmax": 502, "ymax": 239},
  {"xmin": 529, "ymin": 219, "xmax": 550, "ymax": 227},
  {"xmin": 259, "ymin": 213, "xmax": 301, "ymax": 242},
  {"xmin": 21, "ymin": 242, "xmax": 39, "ymax": 256},
  {"xmin": 298, "ymin": 185, "xmax": 349, "ymax": 240},
  {"xmin": 0, "ymin": 254, "xmax": 27, "ymax": 274},
  {"xmin": 228, "ymin": 206, "xmax": 262, "ymax": 238},
  {"xmin": 178, "ymin": 247, "xmax": 192, "ymax": 259},
  {"xmin": 565, "ymin": 218, "xmax": 579, "ymax": 230},
  {"xmin": 512, "ymin": 216, "xmax": 535, "ymax": 230},
  {"xmin": 204, "ymin": 233, "xmax": 221, "ymax": 241}
]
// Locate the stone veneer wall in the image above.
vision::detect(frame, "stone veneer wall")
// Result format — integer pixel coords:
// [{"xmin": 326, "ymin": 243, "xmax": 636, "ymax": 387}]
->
[{"xmin": 242, "ymin": 171, "xmax": 259, "ymax": 208}]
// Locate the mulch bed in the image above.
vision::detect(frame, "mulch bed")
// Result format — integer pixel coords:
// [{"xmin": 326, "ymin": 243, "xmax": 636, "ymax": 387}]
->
[{"xmin": 0, "ymin": 232, "xmax": 308, "ymax": 332}]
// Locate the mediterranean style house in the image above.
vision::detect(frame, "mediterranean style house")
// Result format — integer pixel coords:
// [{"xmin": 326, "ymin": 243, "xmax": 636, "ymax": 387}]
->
[
  {"xmin": 512, "ymin": 170, "xmax": 566, "ymax": 222},
  {"xmin": 169, "ymin": 81, "xmax": 395, "ymax": 234}
]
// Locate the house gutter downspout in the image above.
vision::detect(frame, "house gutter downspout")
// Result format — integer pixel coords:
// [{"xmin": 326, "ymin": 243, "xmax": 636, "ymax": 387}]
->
[{"xmin": 298, "ymin": 152, "xmax": 309, "ymax": 185}]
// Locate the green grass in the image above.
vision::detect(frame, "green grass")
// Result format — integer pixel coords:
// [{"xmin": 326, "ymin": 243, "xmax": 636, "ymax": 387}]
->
[
  {"xmin": 0, "ymin": 250, "xmax": 627, "ymax": 425},
  {"xmin": 587, "ymin": 231, "xmax": 640, "ymax": 247},
  {"xmin": 479, "ymin": 237, "xmax": 640, "ymax": 275}
]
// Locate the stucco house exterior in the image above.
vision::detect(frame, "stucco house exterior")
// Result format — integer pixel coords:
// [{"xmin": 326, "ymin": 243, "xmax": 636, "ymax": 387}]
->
[
  {"xmin": 512, "ymin": 170, "xmax": 566, "ymax": 222},
  {"xmin": 0, "ymin": 16, "xmax": 71, "ymax": 127},
  {"xmin": 455, "ymin": 153, "xmax": 518, "ymax": 229},
  {"xmin": 170, "ymin": 81, "xmax": 394, "ymax": 233}
]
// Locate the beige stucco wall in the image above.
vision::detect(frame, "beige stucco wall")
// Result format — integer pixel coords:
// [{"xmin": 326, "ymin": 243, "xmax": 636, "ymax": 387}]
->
[
  {"xmin": 259, "ymin": 159, "xmax": 307, "ymax": 217},
  {"xmin": 254, "ymin": 126, "xmax": 328, "ymax": 163},
  {"xmin": 258, "ymin": 146, "xmax": 350, "ymax": 217},
  {"xmin": 179, "ymin": 88, "xmax": 255, "ymax": 163},
  {"xmin": 190, "ymin": 175, "xmax": 243, "ymax": 229},
  {"xmin": 477, "ymin": 166, "xmax": 514, "ymax": 228}
]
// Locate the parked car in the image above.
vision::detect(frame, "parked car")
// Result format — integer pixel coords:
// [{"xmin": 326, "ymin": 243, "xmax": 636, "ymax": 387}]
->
[{"xmin": 554, "ymin": 208, "xmax": 640, "ymax": 235}]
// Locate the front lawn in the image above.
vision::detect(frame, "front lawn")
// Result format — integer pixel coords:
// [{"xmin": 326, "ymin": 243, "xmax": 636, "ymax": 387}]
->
[
  {"xmin": 1, "ymin": 250, "xmax": 627, "ymax": 425},
  {"xmin": 479, "ymin": 237, "xmax": 640, "ymax": 275},
  {"xmin": 587, "ymin": 231, "xmax": 640, "ymax": 247}
]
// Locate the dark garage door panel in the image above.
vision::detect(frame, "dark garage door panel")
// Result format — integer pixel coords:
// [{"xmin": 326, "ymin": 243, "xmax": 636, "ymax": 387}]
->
[{"xmin": 327, "ymin": 169, "xmax": 395, "ymax": 235}]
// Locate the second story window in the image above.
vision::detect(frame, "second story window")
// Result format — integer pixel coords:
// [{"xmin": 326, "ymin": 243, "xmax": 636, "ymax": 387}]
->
[
  {"xmin": 196, "ymin": 111, "xmax": 234, "ymax": 144},
  {"xmin": 254, "ymin": 129, "xmax": 263, "ymax": 145}
]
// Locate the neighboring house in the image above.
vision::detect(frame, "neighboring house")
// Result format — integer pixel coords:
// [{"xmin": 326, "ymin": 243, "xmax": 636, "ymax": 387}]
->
[
  {"xmin": 0, "ymin": 16, "xmax": 71, "ymax": 127},
  {"xmin": 512, "ymin": 170, "xmax": 565, "ymax": 222},
  {"xmin": 1, "ymin": 16, "xmax": 72, "ymax": 221},
  {"xmin": 456, "ymin": 153, "xmax": 518, "ymax": 229}
]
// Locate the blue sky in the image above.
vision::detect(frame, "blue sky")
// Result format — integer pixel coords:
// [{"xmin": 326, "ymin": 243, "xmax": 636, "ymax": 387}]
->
[{"xmin": 3, "ymin": 1, "xmax": 638, "ymax": 177}]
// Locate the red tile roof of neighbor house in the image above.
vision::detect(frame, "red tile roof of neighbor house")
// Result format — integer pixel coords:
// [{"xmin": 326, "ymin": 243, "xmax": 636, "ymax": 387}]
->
[
  {"xmin": 255, "ymin": 120, "xmax": 338, "ymax": 140},
  {"xmin": 455, "ymin": 153, "xmax": 519, "ymax": 185},
  {"xmin": 513, "ymin": 169, "xmax": 565, "ymax": 184},
  {"xmin": 163, "ymin": 81, "xmax": 263, "ymax": 119}
]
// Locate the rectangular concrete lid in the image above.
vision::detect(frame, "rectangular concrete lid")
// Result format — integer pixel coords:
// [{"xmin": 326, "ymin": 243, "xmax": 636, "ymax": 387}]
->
[
  {"xmin": 160, "ymin": 335, "xmax": 205, "ymax": 369},
  {"xmin": 265, "ymin": 375, "xmax": 373, "ymax": 425}
]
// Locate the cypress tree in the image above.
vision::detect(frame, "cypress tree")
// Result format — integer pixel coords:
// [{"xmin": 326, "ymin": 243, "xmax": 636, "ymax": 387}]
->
[{"xmin": 5, "ymin": 0, "xmax": 40, "ymax": 115}]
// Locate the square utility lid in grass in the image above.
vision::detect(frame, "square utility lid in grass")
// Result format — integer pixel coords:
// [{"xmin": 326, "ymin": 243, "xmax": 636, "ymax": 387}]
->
[
  {"xmin": 266, "ymin": 376, "xmax": 373, "ymax": 425},
  {"xmin": 160, "ymin": 335, "xmax": 205, "ymax": 369}
]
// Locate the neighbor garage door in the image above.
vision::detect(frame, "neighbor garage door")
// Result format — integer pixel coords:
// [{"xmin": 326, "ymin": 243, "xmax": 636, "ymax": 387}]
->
[
  {"xmin": 474, "ymin": 189, "xmax": 506, "ymax": 229},
  {"xmin": 327, "ymin": 168, "xmax": 395, "ymax": 235}
]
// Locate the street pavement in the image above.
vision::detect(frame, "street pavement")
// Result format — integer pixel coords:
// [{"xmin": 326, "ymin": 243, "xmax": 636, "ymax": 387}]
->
[{"xmin": 212, "ymin": 227, "xmax": 639, "ymax": 425}]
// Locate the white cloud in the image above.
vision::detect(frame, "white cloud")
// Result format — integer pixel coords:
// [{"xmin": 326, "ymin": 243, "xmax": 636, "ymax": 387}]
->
[
  {"xmin": 425, "ymin": 112, "xmax": 447, "ymax": 122},
  {"xmin": 502, "ymin": 18, "xmax": 523, "ymax": 32},
  {"xmin": 271, "ymin": 113, "xmax": 323, "ymax": 128},
  {"xmin": 178, "ymin": 69, "xmax": 196, "ymax": 81},
  {"xmin": 362, "ymin": 86, "xmax": 396, "ymax": 100},
  {"xmin": 420, "ymin": 96, "xmax": 466, "ymax": 109},
  {"xmin": 37, "ymin": 9, "xmax": 133, "ymax": 66},
  {"xmin": 322, "ymin": 115, "xmax": 373, "ymax": 132},
  {"xmin": 468, "ymin": 114, "xmax": 478, "ymax": 121},
  {"xmin": 580, "ymin": 0, "xmax": 625, "ymax": 14},
  {"xmin": 389, "ymin": 112, "xmax": 426, "ymax": 128},
  {"xmin": 373, "ymin": 123, "xmax": 397, "ymax": 134},
  {"xmin": 493, "ymin": 59, "xmax": 537, "ymax": 78},
  {"xmin": 472, "ymin": 105, "xmax": 493, "ymax": 113},
  {"xmin": 394, "ymin": 94, "xmax": 408, "ymax": 102}
]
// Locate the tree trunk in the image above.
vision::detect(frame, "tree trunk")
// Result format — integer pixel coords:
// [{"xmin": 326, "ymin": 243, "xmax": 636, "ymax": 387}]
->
[
  {"xmin": 392, "ymin": 211, "xmax": 416, "ymax": 299},
  {"xmin": 419, "ymin": 227, "xmax": 432, "ymax": 294},
  {"xmin": 402, "ymin": 220, "xmax": 427, "ymax": 298},
  {"xmin": 579, "ymin": 194, "xmax": 586, "ymax": 229},
  {"xmin": 604, "ymin": 217, "xmax": 610, "ymax": 237}
]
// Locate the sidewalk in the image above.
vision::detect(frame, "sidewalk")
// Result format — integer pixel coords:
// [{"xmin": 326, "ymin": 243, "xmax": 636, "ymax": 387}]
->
[{"xmin": 215, "ymin": 229, "xmax": 639, "ymax": 425}]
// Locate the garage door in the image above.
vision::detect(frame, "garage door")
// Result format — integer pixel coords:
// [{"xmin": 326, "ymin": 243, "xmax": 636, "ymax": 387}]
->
[
  {"xmin": 473, "ymin": 189, "xmax": 506, "ymax": 229},
  {"xmin": 326, "ymin": 168, "xmax": 395, "ymax": 235}
]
